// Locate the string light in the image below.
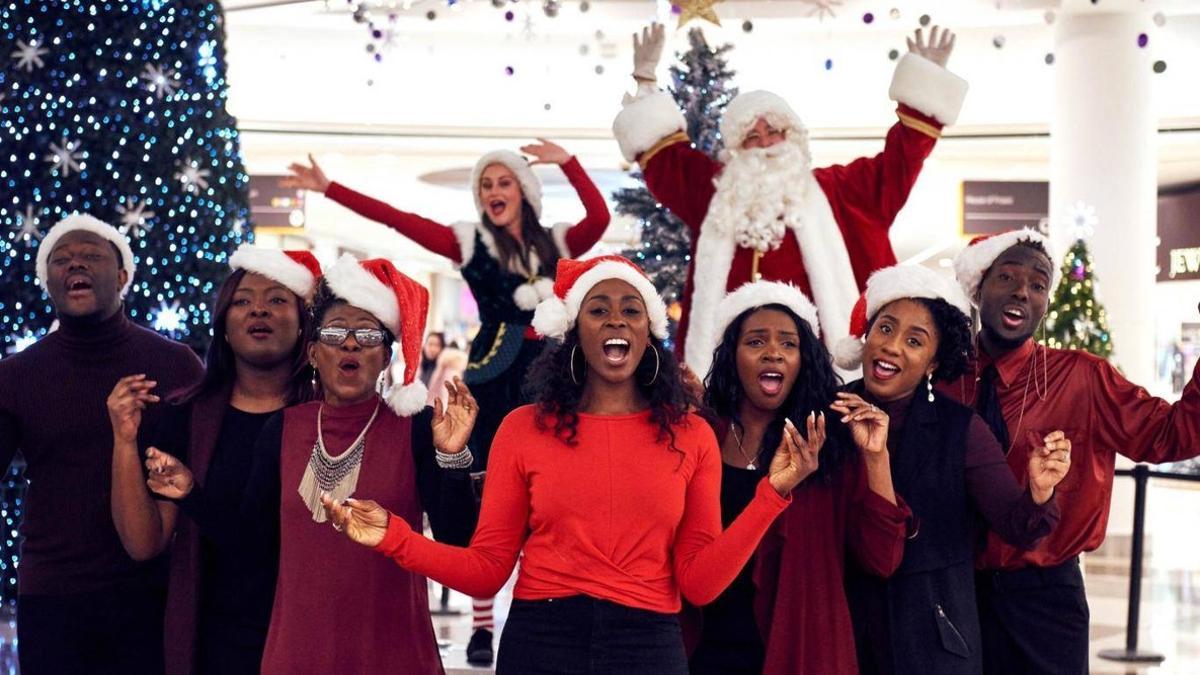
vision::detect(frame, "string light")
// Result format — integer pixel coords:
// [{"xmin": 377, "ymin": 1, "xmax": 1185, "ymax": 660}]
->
[{"xmin": 0, "ymin": 0, "xmax": 250, "ymax": 607}]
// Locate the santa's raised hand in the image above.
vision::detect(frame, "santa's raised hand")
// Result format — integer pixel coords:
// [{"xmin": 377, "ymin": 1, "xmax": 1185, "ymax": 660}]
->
[
  {"xmin": 631, "ymin": 22, "xmax": 665, "ymax": 84},
  {"xmin": 907, "ymin": 25, "xmax": 956, "ymax": 67},
  {"xmin": 1028, "ymin": 430, "xmax": 1071, "ymax": 505}
]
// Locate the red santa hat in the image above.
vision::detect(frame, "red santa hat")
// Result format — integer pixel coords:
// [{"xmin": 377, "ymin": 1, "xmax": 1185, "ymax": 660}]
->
[
  {"xmin": 531, "ymin": 255, "xmax": 669, "ymax": 341},
  {"xmin": 323, "ymin": 254, "xmax": 430, "ymax": 416},
  {"xmin": 713, "ymin": 281, "xmax": 821, "ymax": 343},
  {"xmin": 952, "ymin": 228, "xmax": 1059, "ymax": 306},
  {"xmin": 719, "ymin": 90, "xmax": 807, "ymax": 149},
  {"xmin": 36, "ymin": 213, "xmax": 136, "ymax": 298},
  {"xmin": 833, "ymin": 264, "xmax": 972, "ymax": 370},
  {"xmin": 228, "ymin": 245, "xmax": 322, "ymax": 300},
  {"xmin": 470, "ymin": 150, "xmax": 543, "ymax": 219}
]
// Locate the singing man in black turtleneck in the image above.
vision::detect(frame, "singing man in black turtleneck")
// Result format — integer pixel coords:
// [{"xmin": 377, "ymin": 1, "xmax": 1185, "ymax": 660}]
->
[{"xmin": 0, "ymin": 214, "xmax": 202, "ymax": 675}]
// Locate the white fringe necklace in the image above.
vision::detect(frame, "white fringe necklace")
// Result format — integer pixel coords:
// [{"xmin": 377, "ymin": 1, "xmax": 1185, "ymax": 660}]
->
[{"xmin": 298, "ymin": 402, "xmax": 381, "ymax": 523}]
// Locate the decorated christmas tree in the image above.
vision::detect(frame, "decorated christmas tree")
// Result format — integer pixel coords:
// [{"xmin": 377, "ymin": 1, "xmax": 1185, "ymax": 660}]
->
[
  {"xmin": 0, "ymin": 0, "xmax": 250, "ymax": 606},
  {"xmin": 616, "ymin": 28, "xmax": 736, "ymax": 339},
  {"xmin": 1041, "ymin": 236, "xmax": 1114, "ymax": 359}
]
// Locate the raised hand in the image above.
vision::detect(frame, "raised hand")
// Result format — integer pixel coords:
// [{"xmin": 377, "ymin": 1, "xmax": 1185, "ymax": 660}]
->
[
  {"xmin": 632, "ymin": 23, "xmax": 666, "ymax": 83},
  {"xmin": 432, "ymin": 376, "xmax": 477, "ymax": 455},
  {"xmin": 1028, "ymin": 430, "xmax": 1072, "ymax": 505},
  {"xmin": 767, "ymin": 413, "xmax": 826, "ymax": 497},
  {"xmin": 144, "ymin": 447, "xmax": 195, "ymax": 500},
  {"xmin": 107, "ymin": 374, "xmax": 159, "ymax": 444},
  {"xmin": 520, "ymin": 138, "xmax": 571, "ymax": 166},
  {"xmin": 830, "ymin": 392, "xmax": 889, "ymax": 455},
  {"xmin": 907, "ymin": 25, "xmax": 956, "ymax": 68},
  {"xmin": 322, "ymin": 495, "xmax": 391, "ymax": 547},
  {"xmin": 280, "ymin": 153, "xmax": 331, "ymax": 193}
]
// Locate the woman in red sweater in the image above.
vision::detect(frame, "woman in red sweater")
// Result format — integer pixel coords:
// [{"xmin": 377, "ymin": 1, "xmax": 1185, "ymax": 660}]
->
[
  {"xmin": 685, "ymin": 281, "xmax": 909, "ymax": 674},
  {"xmin": 286, "ymin": 143, "xmax": 609, "ymax": 662},
  {"xmin": 324, "ymin": 256, "xmax": 818, "ymax": 674}
]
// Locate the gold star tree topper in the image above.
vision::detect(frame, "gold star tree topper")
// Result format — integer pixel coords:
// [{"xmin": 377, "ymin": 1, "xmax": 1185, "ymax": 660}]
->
[{"xmin": 675, "ymin": 0, "xmax": 723, "ymax": 27}]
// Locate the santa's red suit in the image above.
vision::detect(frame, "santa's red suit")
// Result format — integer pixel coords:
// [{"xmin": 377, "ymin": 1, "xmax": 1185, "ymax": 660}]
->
[{"xmin": 612, "ymin": 53, "xmax": 968, "ymax": 377}]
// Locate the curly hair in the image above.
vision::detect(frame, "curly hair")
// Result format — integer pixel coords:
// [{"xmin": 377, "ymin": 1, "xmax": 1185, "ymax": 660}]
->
[
  {"xmin": 865, "ymin": 297, "xmax": 973, "ymax": 382},
  {"xmin": 702, "ymin": 304, "xmax": 854, "ymax": 483},
  {"xmin": 523, "ymin": 330, "xmax": 696, "ymax": 454}
]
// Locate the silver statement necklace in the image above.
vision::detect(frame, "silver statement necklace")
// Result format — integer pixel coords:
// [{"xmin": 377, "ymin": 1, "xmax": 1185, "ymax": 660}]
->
[
  {"xmin": 731, "ymin": 425, "xmax": 758, "ymax": 471},
  {"xmin": 298, "ymin": 402, "xmax": 380, "ymax": 523}
]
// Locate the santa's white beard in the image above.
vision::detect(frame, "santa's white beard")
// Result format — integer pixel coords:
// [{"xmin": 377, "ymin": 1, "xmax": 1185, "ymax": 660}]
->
[{"xmin": 708, "ymin": 137, "xmax": 814, "ymax": 252}]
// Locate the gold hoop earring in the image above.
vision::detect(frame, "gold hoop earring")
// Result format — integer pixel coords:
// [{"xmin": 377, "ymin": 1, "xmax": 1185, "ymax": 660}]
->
[
  {"xmin": 642, "ymin": 344, "xmax": 661, "ymax": 386},
  {"xmin": 569, "ymin": 345, "xmax": 582, "ymax": 386}
]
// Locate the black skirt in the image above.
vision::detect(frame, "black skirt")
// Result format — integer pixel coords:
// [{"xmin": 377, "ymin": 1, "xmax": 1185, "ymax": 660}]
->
[{"xmin": 497, "ymin": 595, "xmax": 688, "ymax": 675}]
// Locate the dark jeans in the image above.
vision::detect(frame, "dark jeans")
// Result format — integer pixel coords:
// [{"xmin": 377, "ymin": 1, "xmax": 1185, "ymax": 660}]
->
[
  {"xmin": 18, "ymin": 582, "xmax": 166, "ymax": 675},
  {"xmin": 498, "ymin": 595, "xmax": 689, "ymax": 675},
  {"xmin": 976, "ymin": 557, "xmax": 1090, "ymax": 675}
]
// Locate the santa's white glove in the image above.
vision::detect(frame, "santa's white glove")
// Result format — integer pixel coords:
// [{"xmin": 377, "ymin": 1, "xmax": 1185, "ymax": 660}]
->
[
  {"xmin": 632, "ymin": 23, "xmax": 665, "ymax": 83},
  {"xmin": 907, "ymin": 25, "xmax": 956, "ymax": 68}
]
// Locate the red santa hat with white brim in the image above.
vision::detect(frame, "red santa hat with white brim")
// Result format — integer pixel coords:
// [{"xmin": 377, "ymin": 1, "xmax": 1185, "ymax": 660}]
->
[
  {"xmin": 323, "ymin": 253, "xmax": 430, "ymax": 416},
  {"xmin": 719, "ymin": 90, "xmax": 808, "ymax": 149},
  {"xmin": 952, "ymin": 228, "xmax": 1059, "ymax": 307},
  {"xmin": 470, "ymin": 150, "xmax": 543, "ymax": 220},
  {"xmin": 36, "ymin": 213, "xmax": 137, "ymax": 298},
  {"xmin": 228, "ymin": 245, "xmax": 322, "ymax": 300},
  {"xmin": 833, "ymin": 264, "xmax": 972, "ymax": 370},
  {"xmin": 712, "ymin": 281, "xmax": 821, "ymax": 344},
  {"xmin": 532, "ymin": 255, "xmax": 669, "ymax": 341}
]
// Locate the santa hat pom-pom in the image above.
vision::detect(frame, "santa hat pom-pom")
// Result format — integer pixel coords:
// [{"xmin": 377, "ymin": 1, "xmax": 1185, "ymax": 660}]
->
[
  {"xmin": 533, "ymin": 277, "xmax": 555, "ymax": 300},
  {"xmin": 531, "ymin": 297, "xmax": 571, "ymax": 340},
  {"xmin": 833, "ymin": 337, "xmax": 865, "ymax": 371},
  {"xmin": 513, "ymin": 282, "xmax": 542, "ymax": 311},
  {"xmin": 386, "ymin": 381, "xmax": 430, "ymax": 417}
]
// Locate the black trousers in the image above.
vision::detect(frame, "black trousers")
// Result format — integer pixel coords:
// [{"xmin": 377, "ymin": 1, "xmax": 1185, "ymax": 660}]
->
[
  {"xmin": 18, "ymin": 582, "xmax": 166, "ymax": 675},
  {"xmin": 497, "ymin": 595, "xmax": 689, "ymax": 675},
  {"xmin": 976, "ymin": 557, "xmax": 1090, "ymax": 675}
]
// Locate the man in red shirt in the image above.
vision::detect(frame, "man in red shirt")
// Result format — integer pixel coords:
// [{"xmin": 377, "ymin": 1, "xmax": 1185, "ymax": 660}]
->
[
  {"xmin": 611, "ymin": 23, "xmax": 968, "ymax": 377},
  {"xmin": 942, "ymin": 229, "xmax": 1200, "ymax": 675}
]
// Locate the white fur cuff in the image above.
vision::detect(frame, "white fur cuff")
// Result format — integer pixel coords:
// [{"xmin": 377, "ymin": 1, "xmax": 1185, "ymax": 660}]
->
[
  {"xmin": 888, "ymin": 53, "xmax": 968, "ymax": 126},
  {"xmin": 613, "ymin": 90, "xmax": 686, "ymax": 163}
]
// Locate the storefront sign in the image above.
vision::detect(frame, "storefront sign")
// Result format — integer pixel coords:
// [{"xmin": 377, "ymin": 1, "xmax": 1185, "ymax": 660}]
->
[
  {"xmin": 961, "ymin": 181, "xmax": 1049, "ymax": 236},
  {"xmin": 1157, "ymin": 186, "xmax": 1200, "ymax": 282}
]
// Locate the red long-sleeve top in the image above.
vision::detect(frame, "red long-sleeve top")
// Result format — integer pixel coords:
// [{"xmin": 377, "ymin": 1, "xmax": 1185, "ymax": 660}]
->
[
  {"xmin": 324, "ymin": 156, "xmax": 610, "ymax": 263},
  {"xmin": 373, "ymin": 405, "xmax": 791, "ymax": 613},
  {"xmin": 939, "ymin": 339, "xmax": 1200, "ymax": 571}
]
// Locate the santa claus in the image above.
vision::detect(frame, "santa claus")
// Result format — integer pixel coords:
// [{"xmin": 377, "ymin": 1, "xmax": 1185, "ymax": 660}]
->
[{"xmin": 613, "ymin": 23, "xmax": 968, "ymax": 378}]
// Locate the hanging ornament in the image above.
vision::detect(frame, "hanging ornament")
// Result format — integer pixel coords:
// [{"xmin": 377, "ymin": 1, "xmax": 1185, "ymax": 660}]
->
[
  {"xmin": 863, "ymin": 12, "xmax": 874, "ymax": 24},
  {"xmin": 674, "ymin": 0, "xmax": 724, "ymax": 27},
  {"xmin": 992, "ymin": 35, "xmax": 1006, "ymax": 49},
  {"xmin": 824, "ymin": 58, "xmax": 833, "ymax": 70},
  {"xmin": 505, "ymin": 10, "xmax": 514, "ymax": 21},
  {"xmin": 426, "ymin": 10, "xmax": 437, "ymax": 20},
  {"xmin": 45, "ymin": 137, "xmax": 85, "ymax": 177},
  {"xmin": 889, "ymin": 7, "xmax": 900, "ymax": 20},
  {"xmin": 14, "ymin": 205, "xmax": 43, "ymax": 244},
  {"xmin": 1064, "ymin": 201, "xmax": 1098, "ymax": 239},
  {"xmin": 10, "ymin": 38, "xmax": 48, "ymax": 73},
  {"xmin": 742, "ymin": 19, "xmax": 753, "ymax": 33},
  {"xmin": 1153, "ymin": 60, "xmax": 1167, "ymax": 73},
  {"xmin": 580, "ymin": 0, "xmax": 590, "ymax": 12},
  {"xmin": 352, "ymin": 3, "xmax": 368, "ymax": 23},
  {"xmin": 140, "ymin": 64, "xmax": 181, "ymax": 100},
  {"xmin": 1137, "ymin": 33, "xmax": 1148, "ymax": 48},
  {"xmin": 1153, "ymin": 12, "xmax": 1166, "ymax": 27},
  {"xmin": 1045, "ymin": 53, "xmax": 1055, "ymax": 65},
  {"xmin": 594, "ymin": 64, "xmax": 604, "ymax": 74},
  {"xmin": 1044, "ymin": 10, "xmax": 1056, "ymax": 25},
  {"xmin": 175, "ymin": 158, "xmax": 211, "ymax": 194},
  {"xmin": 888, "ymin": 48, "xmax": 899, "ymax": 60},
  {"xmin": 919, "ymin": 14, "xmax": 931, "ymax": 27},
  {"xmin": 116, "ymin": 198, "xmax": 156, "ymax": 240},
  {"xmin": 505, "ymin": 66, "xmax": 515, "ymax": 75},
  {"xmin": 542, "ymin": 0, "xmax": 561, "ymax": 18},
  {"xmin": 491, "ymin": 0, "xmax": 505, "ymax": 7}
]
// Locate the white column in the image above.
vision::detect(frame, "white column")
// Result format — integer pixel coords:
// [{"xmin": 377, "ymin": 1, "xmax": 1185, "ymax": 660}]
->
[{"xmin": 1049, "ymin": 6, "xmax": 1157, "ymax": 384}]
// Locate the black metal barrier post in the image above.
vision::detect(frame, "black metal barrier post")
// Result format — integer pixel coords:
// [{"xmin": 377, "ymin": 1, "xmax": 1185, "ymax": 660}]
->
[{"xmin": 1098, "ymin": 465, "xmax": 1200, "ymax": 664}]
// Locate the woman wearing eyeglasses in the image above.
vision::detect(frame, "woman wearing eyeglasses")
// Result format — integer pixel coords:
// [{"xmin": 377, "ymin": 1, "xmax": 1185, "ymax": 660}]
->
[{"xmin": 147, "ymin": 255, "xmax": 478, "ymax": 674}]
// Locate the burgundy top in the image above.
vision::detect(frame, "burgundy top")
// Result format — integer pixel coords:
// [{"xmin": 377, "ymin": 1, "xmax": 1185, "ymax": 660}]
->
[
  {"xmin": 939, "ymin": 339, "xmax": 1200, "ymax": 570},
  {"xmin": 0, "ymin": 311, "xmax": 202, "ymax": 595},
  {"xmin": 259, "ymin": 397, "xmax": 467, "ymax": 675}
]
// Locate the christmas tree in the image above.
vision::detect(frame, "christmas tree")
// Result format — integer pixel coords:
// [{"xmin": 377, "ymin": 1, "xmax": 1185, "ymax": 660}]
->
[
  {"xmin": 617, "ymin": 28, "xmax": 736, "ymax": 339},
  {"xmin": 0, "ymin": 0, "xmax": 250, "ymax": 606},
  {"xmin": 1041, "ymin": 237, "xmax": 1114, "ymax": 359}
]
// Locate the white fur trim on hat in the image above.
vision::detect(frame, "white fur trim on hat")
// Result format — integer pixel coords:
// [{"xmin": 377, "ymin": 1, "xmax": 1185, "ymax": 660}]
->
[
  {"xmin": 832, "ymin": 337, "xmax": 865, "ymax": 371},
  {"xmin": 865, "ymin": 265, "xmax": 971, "ymax": 320},
  {"xmin": 471, "ymin": 150, "xmax": 543, "ymax": 219},
  {"xmin": 386, "ymin": 379, "xmax": 429, "ymax": 416},
  {"xmin": 719, "ymin": 90, "xmax": 805, "ymax": 149},
  {"xmin": 713, "ymin": 282, "xmax": 821, "ymax": 345},
  {"xmin": 36, "ymin": 213, "xmax": 136, "ymax": 297},
  {"xmin": 322, "ymin": 253, "xmax": 400, "ymax": 335},
  {"xmin": 888, "ymin": 52, "xmax": 969, "ymax": 126},
  {"xmin": 613, "ymin": 90, "xmax": 687, "ymax": 163},
  {"xmin": 531, "ymin": 261, "xmax": 669, "ymax": 341},
  {"xmin": 952, "ymin": 229, "xmax": 1059, "ymax": 307},
  {"xmin": 228, "ymin": 245, "xmax": 316, "ymax": 298}
]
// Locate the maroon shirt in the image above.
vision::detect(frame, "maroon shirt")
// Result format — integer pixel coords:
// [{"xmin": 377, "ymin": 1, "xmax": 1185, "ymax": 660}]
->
[
  {"xmin": 939, "ymin": 339, "xmax": 1200, "ymax": 570},
  {"xmin": 0, "ymin": 311, "xmax": 202, "ymax": 595}
]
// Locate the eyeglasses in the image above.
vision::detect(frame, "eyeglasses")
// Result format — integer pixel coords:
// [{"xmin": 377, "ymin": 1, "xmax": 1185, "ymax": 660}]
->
[{"xmin": 317, "ymin": 327, "xmax": 387, "ymax": 347}]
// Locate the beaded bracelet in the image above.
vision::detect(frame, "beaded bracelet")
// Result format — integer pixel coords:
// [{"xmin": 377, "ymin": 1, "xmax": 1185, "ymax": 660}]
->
[{"xmin": 435, "ymin": 446, "xmax": 474, "ymax": 469}]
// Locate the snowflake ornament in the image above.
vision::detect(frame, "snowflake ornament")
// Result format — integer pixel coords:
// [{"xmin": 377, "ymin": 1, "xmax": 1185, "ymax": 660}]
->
[
  {"xmin": 45, "ymin": 138, "xmax": 85, "ymax": 177},
  {"xmin": 139, "ymin": 64, "xmax": 181, "ymax": 100},
  {"xmin": 6, "ymin": 331, "xmax": 39, "ymax": 356},
  {"xmin": 152, "ymin": 300, "xmax": 187, "ymax": 333},
  {"xmin": 175, "ymin": 158, "xmax": 211, "ymax": 194},
  {"xmin": 1064, "ymin": 201, "xmax": 1098, "ymax": 239},
  {"xmin": 802, "ymin": 0, "xmax": 842, "ymax": 21},
  {"xmin": 11, "ymin": 39, "xmax": 49, "ymax": 72},
  {"xmin": 230, "ymin": 217, "xmax": 247, "ymax": 236},
  {"xmin": 14, "ymin": 205, "xmax": 43, "ymax": 243},
  {"xmin": 116, "ymin": 198, "xmax": 156, "ymax": 239}
]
